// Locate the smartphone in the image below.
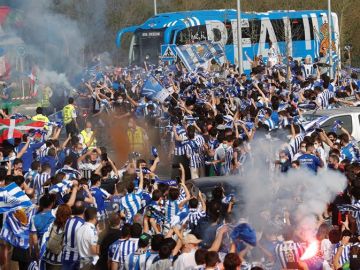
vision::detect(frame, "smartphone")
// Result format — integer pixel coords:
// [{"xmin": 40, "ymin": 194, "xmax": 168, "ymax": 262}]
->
[
  {"xmin": 172, "ymin": 164, "xmax": 180, "ymax": 169},
  {"xmin": 101, "ymin": 153, "xmax": 108, "ymax": 162}
]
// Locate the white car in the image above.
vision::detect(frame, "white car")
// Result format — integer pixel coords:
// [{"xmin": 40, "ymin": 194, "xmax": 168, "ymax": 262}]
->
[{"xmin": 302, "ymin": 107, "xmax": 360, "ymax": 141}]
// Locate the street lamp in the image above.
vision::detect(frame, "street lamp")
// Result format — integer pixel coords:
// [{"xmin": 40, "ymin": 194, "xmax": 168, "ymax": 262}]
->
[
  {"xmin": 154, "ymin": 0, "xmax": 157, "ymax": 15},
  {"xmin": 236, "ymin": 0, "xmax": 243, "ymax": 73},
  {"xmin": 328, "ymin": 0, "xmax": 333, "ymax": 78}
]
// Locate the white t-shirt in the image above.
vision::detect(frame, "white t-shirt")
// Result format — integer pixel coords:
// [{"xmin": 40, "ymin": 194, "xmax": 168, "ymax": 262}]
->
[
  {"xmin": 76, "ymin": 222, "xmax": 98, "ymax": 263},
  {"xmin": 173, "ymin": 249, "xmax": 197, "ymax": 270},
  {"xmin": 321, "ymin": 238, "xmax": 333, "ymax": 263}
]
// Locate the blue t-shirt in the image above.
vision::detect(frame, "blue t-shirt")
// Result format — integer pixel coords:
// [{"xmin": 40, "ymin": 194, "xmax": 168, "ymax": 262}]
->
[
  {"xmin": 32, "ymin": 210, "xmax": 55, "ymax": 241},
  {"xmin": 16, "ymin": 141, "xmax": 44, "ymax": 172},
  {"xmin": 270, "ymin": 111, "xmax": 279, "ymax": 127},
  {"xmin": 341, "ymin": 143, "xmax": 358, "ymax": 162},
  {"xmin": 297, "ymin": 153, "xmax": 321, "ymax": 173},
  {"xmin": 91, "ymin": 186, "xmax": 110, "ymax": 215},
  {"xmin": 40, "ymin": 155, "xmax": 57, "ymax": 176}
]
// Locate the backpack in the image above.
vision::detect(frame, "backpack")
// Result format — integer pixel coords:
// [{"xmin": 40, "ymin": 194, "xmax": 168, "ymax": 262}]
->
[
  {"xmin": 46, "ymin": 225, "xmax": 64, "ymax": 255},
  {"xmin": 349, "ymin": 244, "xmax": 360, "ymax": 269}
]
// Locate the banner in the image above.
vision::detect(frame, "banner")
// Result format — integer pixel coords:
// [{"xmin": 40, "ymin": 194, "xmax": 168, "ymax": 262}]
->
[
  {"xmin": 141, "ymin": 76, "xmax": 171, "ymax": 103},
  {"xmin": 175, "ymin": 41, "xmax": 226, "ymax": 71},
  {"xmin": 0, "ymin": 182, "xmax": 32, "ymax": 213}
]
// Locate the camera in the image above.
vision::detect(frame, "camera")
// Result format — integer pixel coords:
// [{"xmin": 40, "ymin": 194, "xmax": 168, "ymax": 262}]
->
[{"xmin": 129, "ymin": 152, "xmax": 141, "ymax": 160}]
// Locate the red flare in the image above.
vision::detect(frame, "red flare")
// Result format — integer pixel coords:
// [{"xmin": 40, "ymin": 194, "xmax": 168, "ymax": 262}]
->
[{"xmin": 300, "ymin": 241, "xmax": 319, "ymax": 261}]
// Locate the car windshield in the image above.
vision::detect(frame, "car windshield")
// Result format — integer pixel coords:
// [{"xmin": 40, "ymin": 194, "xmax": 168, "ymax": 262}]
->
[{"xmin": 302, "ymin": 114, "xmax": 323, "ymax": 122}]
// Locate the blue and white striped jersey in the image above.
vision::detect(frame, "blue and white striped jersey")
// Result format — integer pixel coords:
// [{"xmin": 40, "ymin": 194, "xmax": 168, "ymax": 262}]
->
[
  {"xmin": 33, "ymin": 172, "xmax": 50, "ymax": 202},
  {"xmin": 173, "ymin": 125, "xmax": 188, "ymax": 156},
  {"xmin": 56, "ymin": 165, "xmax": 81, "ymax": 181},
  {"xmin": 341, "ymin": 142, "xmax": 359, "ymax": 162},
  {"xmin": 138, "ymin": 251, "xmax": 159, "ymax": 270},
  {"xmin": 27, "ymin": 261, "xmax": 39, "ymax": 270},
  {"xmin": 42, "ymin": 224, "xmax": 64, "ymax": 265},
  {"xmin": 301, "ymin": 64, "xmax": 315, "ymax": 78},
  {"xmin": 120, "ymin": 190, "xmax": 143, "ymax": 223},
  {"xmin": 62, "ymin": 216, "xmax": 85, "ymax": 263},
  {"xmin": 187, "ymin": 207, "xmax": 206, "ymax": 227},
  {"xmin": 288, "ymin": 134, "xmax": 305, "ymax": 160},
  {"xmin": 316, "ymin": 89, "xmax": 334, "ymax": 109},
  {"xmin": 37, "ymin": 144, "xmax": 49, "ymax": 160},
  {"xmin": 111, "ymin": 238, "xmax": 139, "ymax": 267},
  {"xmin": 223, "ymin": 146, "xmax": 234, "ymax": 176},
  {"xmin": 164, "ymin": 199, "xmax": 181, "ymax": 223},
  {"xmin": 275, "ymin": 241, "xmax": 304, "ymax": 269},
  {"xmin": 24, "ymin": 170, "xmax": 39, "ymax": 186},
  {"xmin": 263, "ymin": 118, "xmax": 276, "ymax": 131},
  {"xmin": 91, "ymin": 186, "xmax": 111, "ymax": 217},
  {"xmin": 125, "ymin": 250, "xmax": 153, "ymax": 270},
  {"xmin": 185, "ymin": 138, "xmax": 205, "ymax": 168},
  {"xmin": 207, "ymin": 138, "xmax": 219, "ymax": 151},
  {"xmin": 334, "ymin": 242, "xmax": 351, "ymax": 267}
]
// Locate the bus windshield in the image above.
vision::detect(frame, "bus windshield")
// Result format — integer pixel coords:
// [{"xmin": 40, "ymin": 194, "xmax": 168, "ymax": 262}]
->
[{"xmin": 130, "ymin": 29, "xmax": 164, "ymax": 65}]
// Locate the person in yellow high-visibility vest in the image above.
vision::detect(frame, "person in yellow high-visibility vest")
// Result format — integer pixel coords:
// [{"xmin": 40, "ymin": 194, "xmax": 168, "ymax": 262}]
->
[
  {"xmin": 80, "ymin": 121, "xmax": 97, "ymax": 149},
  {"xmin": 62, "ymin": 97, "xmax": 78, "ymax": 136},
  {"xmin": 32, "ymin": 107, "xmax": 49, "ymax": 126},
  {"xmin": 127, "ymin": 117, "xmax": 148, "ymax": 154}
]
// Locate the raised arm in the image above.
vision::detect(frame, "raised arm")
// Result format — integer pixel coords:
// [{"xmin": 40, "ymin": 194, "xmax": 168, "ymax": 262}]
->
[
  {"xmin": 198, "ymin": 192, "xmax": 206, "ymax": 212},
  {"xmin": 138, "ymin": 164, "xmax": 144, "ymax": 190},
  {"xmin": 149, "ymin": 156, "xmax": 160, "ymax": 173},
  {"xmin": 16, "ymin": 139, "xmax": 30, "ymax": 159},
  {"xmin": 108, "ymin": 158, "xmax": 119, "ymax": 178}
]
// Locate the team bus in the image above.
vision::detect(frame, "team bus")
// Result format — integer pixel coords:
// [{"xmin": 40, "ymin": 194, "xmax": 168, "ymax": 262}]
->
[{"xmin": 116, "ymin": 9, "xmax": 340, "ymax": 71}]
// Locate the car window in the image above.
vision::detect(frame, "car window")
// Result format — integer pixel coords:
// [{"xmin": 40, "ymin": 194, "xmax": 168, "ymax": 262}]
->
[
  {"xmin": 320, "ymin": 115, "xmax": 353, "ymax": 135},
  {"xmin": 302, "ymin": 114, "xmax": 322, "ymax": 122}
]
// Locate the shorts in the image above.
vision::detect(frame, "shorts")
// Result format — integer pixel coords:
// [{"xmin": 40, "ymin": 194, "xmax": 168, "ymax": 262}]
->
[{"xmin": 65, "ymin": 121, "xmax": 78, "ymax": 136}]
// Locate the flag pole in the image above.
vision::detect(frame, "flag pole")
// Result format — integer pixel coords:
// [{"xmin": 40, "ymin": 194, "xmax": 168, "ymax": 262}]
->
[
  {"xmin": 328, "ymin": 0, "xmax": 333, "ymax": 79},
  {"xmin": 236, "ymin": 0, "xmax": 243, "ymax": 74},
  {"xmin": 154, "ymin": 0, "xmax": 157, "ymax": 15}
]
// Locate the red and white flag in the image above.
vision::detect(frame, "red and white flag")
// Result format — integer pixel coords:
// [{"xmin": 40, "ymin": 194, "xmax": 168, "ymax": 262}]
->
[{"xmin": 0, "ymin": 119, "xmax": 45, "ymax": 143}]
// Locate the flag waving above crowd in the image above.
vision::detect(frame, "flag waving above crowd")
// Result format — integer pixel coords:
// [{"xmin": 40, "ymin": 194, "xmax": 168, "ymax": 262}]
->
[
  {"xmin": 141, "ymin": 75, "xmax": 173, "ymax": 103},
  {"xmin": 0, "ymin": 118, "xmax": 45, "ymax": 143},
  {"xmin": 0, "ymin": 182, "xmax": 32, "ymax": 213}
]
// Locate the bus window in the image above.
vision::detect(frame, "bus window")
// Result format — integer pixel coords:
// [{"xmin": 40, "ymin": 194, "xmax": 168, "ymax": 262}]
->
[
  {"xmin": 308, "ymin": 19, "xmax": 315, "ymax": 40},
  {"xmin": 226, "ymin": 21, "xmax": 250, "ymax": 45},
  {"xmin": 248, "ymin": 19, "xmax": 261, "ymax": 44},
  {"xmin": 290, "ymin": 18, "xmax": 306, "ymax": 41},
  {"xmin": 271, "ymin": 19, "xmax": 286, "ymax": 42},
  {"xmin": 175, "ymin": 25, "xmax": 208, "ymax": 45}
]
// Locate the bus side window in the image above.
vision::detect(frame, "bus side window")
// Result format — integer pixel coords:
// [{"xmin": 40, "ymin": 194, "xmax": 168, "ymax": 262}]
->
[
  {"xmin": 175, "ymin": 25, "xmax": 208, "ymax": 45},
  {"xmin": 248, "ymin": 19, "xmax": 261, "ymax": 44},
  {"xmin": 271, "ymin": 19, "xmax": 286, "ymax": 42},
  {"xmin": 290, "ymin": 18, "xmax": 306, "ymax": 41}
]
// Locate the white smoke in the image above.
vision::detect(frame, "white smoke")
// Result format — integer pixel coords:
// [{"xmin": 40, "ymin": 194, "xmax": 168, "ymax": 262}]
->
[
  {"xmin": 239, "ymin": 136, "xmax": 347, "ymax": 241},
  {"xmin": 37, "ymin": 69, "xmax": 72, "ymax": 90}
]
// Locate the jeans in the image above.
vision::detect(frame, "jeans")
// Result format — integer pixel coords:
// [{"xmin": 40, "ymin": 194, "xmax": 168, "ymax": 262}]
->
[{"xmin": 61, "ymin": 261, "xmax": 80, "ymax": 270}]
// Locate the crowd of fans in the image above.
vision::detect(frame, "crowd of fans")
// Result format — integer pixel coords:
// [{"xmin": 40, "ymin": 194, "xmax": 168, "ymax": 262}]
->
[{"xmin": 0, "ymin": 49, "xmax": 360, "ymax": 270}]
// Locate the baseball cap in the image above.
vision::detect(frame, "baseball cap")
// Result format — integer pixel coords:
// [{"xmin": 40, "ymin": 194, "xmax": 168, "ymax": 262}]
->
[
  {"xmin": 138, "ymin": 233, "xmax": 151, "ymax": 247},
  {"xmin": 182, "ymin": 234, "xmax": 202, "ymax": 245}
]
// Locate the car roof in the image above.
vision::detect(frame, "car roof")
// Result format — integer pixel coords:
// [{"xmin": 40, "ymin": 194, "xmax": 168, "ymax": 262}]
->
[
  {"xmin": 190, "ymin": 176, "xmax": 241, "ymax": 187},
  {"xmin": 303, "ymin": 107, "xmax": 360, "ymax": 117}
]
